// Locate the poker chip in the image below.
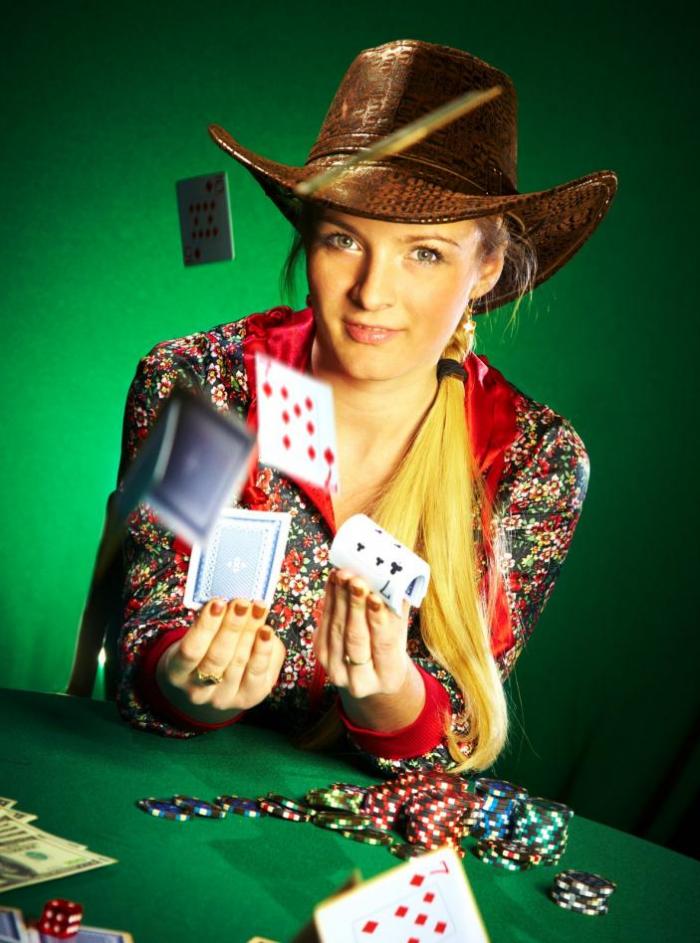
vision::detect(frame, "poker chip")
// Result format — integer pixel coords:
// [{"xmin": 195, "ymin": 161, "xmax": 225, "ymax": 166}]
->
[
  {"xmin": 549, "ymin": 890, "xmax": 609, "ymax": 915},
  {"xmin": 171, "ymin": 795, "xmax": 227, "ymax": 818},
  {"xmin": 389, "ymin": 842, "xmax": 430, "ymax": 858},
  {"xmin": 338, "ymin": 827, "xmax": 395, "ymax": 846},
  {"xmin": 554, "ymin": 870, "xmax": 616, "ymax": 897},
  {"xmin": 263, "ymin": 794, "xmax": 310, "ymax": 815},
  {"xmin": 474, "ymin": 777, "xmax": 527, "ymax": 801},
  {"xmin": 312, "ymin": 811, "xmax": 374, "ymax": 831},
  {"xmin": 136, "ymin": 798, "xmax": 192, "ymax": 822},
  {"xmin": 257, "ymin": 797, "xmax": 310, "ymax": 822},
  {"xmin": 214, "ymin": 795, "xmax": 265, "ymax": 817},
  {"xmin": 306, "ymin": 787, "xmax": 365, "ymax": 813}
]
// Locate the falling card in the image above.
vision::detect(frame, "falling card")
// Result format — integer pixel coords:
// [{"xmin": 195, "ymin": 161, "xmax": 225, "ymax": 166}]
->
[
  {"xmin": 175, "ymin": 172, "xmax": 234, "ymax": 266},
  {"xmin": 255, "ymin": 352, "xmax": 340, "ymax": 493},
  {"xmin": 115, "ymin": 386, "xmax": 255, "ymax": 547},
  {"xmin": 313, "ymin": 846, "xmax": 490, "ymax": 943}
]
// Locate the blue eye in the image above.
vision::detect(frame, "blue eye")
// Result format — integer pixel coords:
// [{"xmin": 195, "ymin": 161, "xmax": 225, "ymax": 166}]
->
[{"xmin": 321, "ymin": 231, "xmax": 444, "ymax": 265}]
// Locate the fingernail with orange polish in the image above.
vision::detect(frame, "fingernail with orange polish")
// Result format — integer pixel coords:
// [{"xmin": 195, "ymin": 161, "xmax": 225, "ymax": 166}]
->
[
  {"xmin": 367, "ymin": 596, "xmax": 382, "ymax": 612},
  {"xmin": 211, "ymin": 599, "xmax": 225, "ymax": 616},
  {"xmin": 234, "ymin": 601, "xmax": 249, "ymax": 616},
  {"xmin": 252, "ymin": 602, "xmax": 266, "ymax": 619}
]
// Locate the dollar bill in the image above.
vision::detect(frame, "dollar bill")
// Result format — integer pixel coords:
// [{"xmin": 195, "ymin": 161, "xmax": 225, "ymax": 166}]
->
[{"xmin": 0, "ymin": 811, "xmax": 115, "ymax": 893}]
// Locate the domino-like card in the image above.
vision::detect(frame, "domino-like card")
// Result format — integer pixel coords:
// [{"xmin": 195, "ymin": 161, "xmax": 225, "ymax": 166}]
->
[
  {"xmin": 329, "ymin": 514, "xmax": 430, "ymax": 616},
  {"xmin": 184, "ymin": 508, "xmax": 292, "ymax": 609},
  {"xmin": 175, "ymin": 172, "xmax": 234, "ymax": 266}
]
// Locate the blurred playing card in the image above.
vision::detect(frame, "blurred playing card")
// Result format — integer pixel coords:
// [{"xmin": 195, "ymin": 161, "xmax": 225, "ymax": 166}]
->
[
  {"xmin": 175, "ymin": 172, "xmax": 234, "ymax": 266},
  {"xmin": 329, "ymin": 514, "xmax": 430, "ymax": 616},
  {"xmin": 0, "ymin": 905, "xmax": 28, "ymax": 942},
  {"xmin": 255, "ymin": 352, "xmax": 339, "ymax": 493},
  {"xmin": 184, "ymin": 508, "xmax": 291, "ymax": 609},
  {"xmin": 115, "ymin": 387, "xmax": 255, "ymax": 547},
  {"xmin": 314, "ymin": 847, "xmax": 489, "ymax": 942}
]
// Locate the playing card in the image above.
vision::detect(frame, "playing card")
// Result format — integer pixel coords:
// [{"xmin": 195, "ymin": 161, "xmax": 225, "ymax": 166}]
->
[
  {"xmin": 329, "ymin": 514, "xmax": 430, "ymax": 616},
  {"xmin": 0, "ymin": 906, "xmax": 27, "ymax": 942},
  {"xmin": 116, "ymin": 387, "xmax": 255, "ymax": 547},
  {"xmin": 313, "ymin": 846, "xmax": 490, "ymax": 942},
  {"xmin": 255, "ymin": 352, "xmax": 340, "ymax": 493},
  {"xmin": 175, "ymin": 171, "xmax": 234, "ymax": 266},
  {"xmin": 184, "ymin": 508, "xmax": 291, "ymax": 609}
]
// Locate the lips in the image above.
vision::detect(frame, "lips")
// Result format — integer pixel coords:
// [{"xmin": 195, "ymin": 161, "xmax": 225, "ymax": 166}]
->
[{"xmin": 344, "ymin": 321, "xmax": 402, "ymax": 345}]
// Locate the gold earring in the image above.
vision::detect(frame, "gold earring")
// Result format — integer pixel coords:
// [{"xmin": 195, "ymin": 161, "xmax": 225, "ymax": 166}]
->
[{"xmin": 463, "ymin": 301, "xmax": 476, "ymax": 339}]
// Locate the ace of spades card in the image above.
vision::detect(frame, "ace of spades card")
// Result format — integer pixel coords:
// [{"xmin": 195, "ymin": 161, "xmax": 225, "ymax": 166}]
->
[
  {"xmin": 313, "ymin": 846, "xmax": 490, "ymax": 943},
  {"xmin": 255, "ymin": 352, "xmax": 340, "ymax": 493}
]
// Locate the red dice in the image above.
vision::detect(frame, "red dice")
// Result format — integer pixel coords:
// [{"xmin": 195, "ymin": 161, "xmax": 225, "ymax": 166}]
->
[{"xmin": 37, "ymin": 899, "xmax": 84, "ymax": 939}]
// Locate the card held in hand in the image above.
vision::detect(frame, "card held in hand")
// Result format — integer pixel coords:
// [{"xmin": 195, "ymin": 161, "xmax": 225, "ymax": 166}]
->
[
  {"xmin": 313, "ymin": 846, "xmax": 490, "ymax": 942},
  {"xmin": 255, "ymin": 352, "xmax": 340, "ymax": 493},
  {"xmin": 329, "ymin": 514, "xmax": 430, "ymax": 616},
  {"xmin": 184, "ymin": 508, "xmax": 291, "ymax": 610}
]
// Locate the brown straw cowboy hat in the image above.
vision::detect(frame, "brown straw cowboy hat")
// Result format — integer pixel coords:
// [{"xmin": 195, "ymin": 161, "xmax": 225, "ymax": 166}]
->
[{"xmin": 208, "ymin": 39, "xmax": 618, "ymax": 315}]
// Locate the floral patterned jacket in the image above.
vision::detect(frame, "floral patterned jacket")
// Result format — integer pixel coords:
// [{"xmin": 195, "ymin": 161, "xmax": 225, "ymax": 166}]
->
[{"xmin": 115, "ymin": 304, "xmax": 590, "ymax": 776}]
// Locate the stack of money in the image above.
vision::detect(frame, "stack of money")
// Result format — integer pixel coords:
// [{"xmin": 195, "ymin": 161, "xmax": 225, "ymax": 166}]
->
[{"xmin": 0, "ymin": 796, "xmax": 116, "ymax": 893}]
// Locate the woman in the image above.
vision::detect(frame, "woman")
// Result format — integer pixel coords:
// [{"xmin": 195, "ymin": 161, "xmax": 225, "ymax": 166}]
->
[{"xmin": 116, "ymin": 39, "xmax": 617, "ymax": 777}]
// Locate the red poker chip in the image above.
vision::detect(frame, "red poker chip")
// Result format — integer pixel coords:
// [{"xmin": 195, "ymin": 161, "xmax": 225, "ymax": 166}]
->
[{"xmin": 257, "ymin": 798, "xmax": 309, "ymax": 822}]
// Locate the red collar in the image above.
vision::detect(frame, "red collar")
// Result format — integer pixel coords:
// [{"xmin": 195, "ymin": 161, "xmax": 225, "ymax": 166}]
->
[{"xmin": 238, "ymin": 305, "xmax": 518, "ymax": 656}]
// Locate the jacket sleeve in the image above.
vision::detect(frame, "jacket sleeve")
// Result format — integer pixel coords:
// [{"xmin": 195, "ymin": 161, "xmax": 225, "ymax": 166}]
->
[
  {"xmin": 115, "ymin": 327, "xmax": 250, "ymax": 736},
  {"xmin": 337, "ymin": 414, "xmax": 590, "ymax": 775}
]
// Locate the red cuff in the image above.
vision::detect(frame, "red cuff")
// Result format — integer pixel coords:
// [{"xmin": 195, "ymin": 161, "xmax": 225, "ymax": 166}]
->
[
  {"xmin": 337, "ymin": 665, "xmax": 452, "ymax": 760},
  {"xmin": 138, "ymin": 627, "xmax": 247, "ymax": 731}
]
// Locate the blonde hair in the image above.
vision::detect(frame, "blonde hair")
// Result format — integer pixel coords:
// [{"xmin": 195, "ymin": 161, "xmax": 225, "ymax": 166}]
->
[{"xmin": 281, "ymin": 205, "xmax": 537, "ymax": 770}]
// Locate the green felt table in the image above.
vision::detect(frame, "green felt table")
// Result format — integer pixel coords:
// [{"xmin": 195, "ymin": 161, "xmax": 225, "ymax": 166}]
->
[{"xmin": 1, "ymin": 688, "xmax": 698, "ymax": 943}]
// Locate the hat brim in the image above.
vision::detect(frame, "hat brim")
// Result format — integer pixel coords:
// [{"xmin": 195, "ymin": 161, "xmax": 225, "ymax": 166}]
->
[{"xmin": 208, "ymin": 123, "xmax": 618, "ymax": 315}]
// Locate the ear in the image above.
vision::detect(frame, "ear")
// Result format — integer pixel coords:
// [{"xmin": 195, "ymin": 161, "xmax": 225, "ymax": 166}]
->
[{"xmin": 472, "ymin": 245, "xmax": 506, "ymax": 301}]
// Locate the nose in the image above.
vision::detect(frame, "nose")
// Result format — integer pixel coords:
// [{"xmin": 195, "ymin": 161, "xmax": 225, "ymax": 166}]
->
[{"xmin": 350, "ymin": 249, "xmax": 396, "ymax": 312}]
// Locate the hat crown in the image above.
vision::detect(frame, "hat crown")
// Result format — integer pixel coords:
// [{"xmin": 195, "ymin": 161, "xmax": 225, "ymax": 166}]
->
[{"xmin": 306, "ymin": 40, "xmax": 518, "ymax": 197}]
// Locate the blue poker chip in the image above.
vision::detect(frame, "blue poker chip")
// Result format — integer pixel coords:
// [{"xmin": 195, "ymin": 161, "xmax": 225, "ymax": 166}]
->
[
  {"xmin": 136, "ymin": 798, "xmax": 192, "ymax": 821},
  {"xmin": 171, "ymin": 795, "xmax": 227, "ymax": 818}
]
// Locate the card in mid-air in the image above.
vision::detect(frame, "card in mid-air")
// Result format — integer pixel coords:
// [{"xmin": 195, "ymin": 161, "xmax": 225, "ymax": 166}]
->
[
  {"xmin": 255, "ymin": 352, "xmax": 340, "ymax": 493},
  {"xmin": 116, "ymin": 387, "xmax": 255, "ymax": 547}
]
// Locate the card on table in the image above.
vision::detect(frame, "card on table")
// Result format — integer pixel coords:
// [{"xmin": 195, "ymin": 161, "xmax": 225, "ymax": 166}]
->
[
  {"xmin": 313, "ymin": 846, "xmax": 490, "ymax": 943},
  {"xmin": 175, "ymin": 171, "xmax": 234, "ymax": 266},
  {"xmin": 116, "ymin": 386, "xmax": 255, "ymax": 547},
  {"xmin": 0, "ymin": 906, "xmax": 27, "ymax": 943},
  {"xmin": 184, "ymin": 507, "xmax": 291, "ymax": 609},
  {"xmin": 329, "ymin": 513, "xmax": 431, "ymax": 616},
  {"xmin": 255, "ymin": 352, "xmax": 340, "ymax": 493}
]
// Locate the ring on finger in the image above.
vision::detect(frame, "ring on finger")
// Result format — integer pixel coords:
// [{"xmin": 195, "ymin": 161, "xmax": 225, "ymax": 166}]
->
[
  {"xmin": 193, "ymin": 668, "xmax": 224, "ymax": 686},
  {"xmin": 343, "ymin": 653, "xmax": 372, "ymax": 667}
]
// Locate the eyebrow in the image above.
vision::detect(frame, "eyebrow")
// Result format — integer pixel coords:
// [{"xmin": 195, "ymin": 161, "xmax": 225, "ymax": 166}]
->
[{"xmin": 319, "ymin": 215, "xmax": 463, "ymax": 248}]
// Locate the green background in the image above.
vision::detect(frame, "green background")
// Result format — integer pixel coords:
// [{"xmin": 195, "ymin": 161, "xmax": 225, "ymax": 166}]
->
[{"xmin": 1, "ymin": 1, "xmax": 696, "ymax": 858}]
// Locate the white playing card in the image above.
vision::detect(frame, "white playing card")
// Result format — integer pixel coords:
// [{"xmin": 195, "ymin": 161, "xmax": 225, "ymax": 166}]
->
[
  {"xmin": 175, "ymin": 172, "xmax": 234, "ymax": 266},
  {"xmin": 329, "ymin": 514, "xmax": 430, "ymax": 616},
  {"xmin": 313, "ymin": 846, "xmax": 490, "ymax": 943},
  {"xmin": 184, "ymin": 508, "xmax": 291, "ymax": 609},
  {"xmin": 255, "ymin": 352, "xmax": 340, "ymax": 493}
]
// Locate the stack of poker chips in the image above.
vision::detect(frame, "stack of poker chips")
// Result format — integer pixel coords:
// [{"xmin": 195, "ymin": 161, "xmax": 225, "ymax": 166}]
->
[
  {"xmin": 508, "ymin": 796, "xmax": 573, "ymax": 866},
  {"xmin": 472, "ymin": 777, "xmax": 528, "ymax": 841},
  {"xmin": 549, "ymin": 869, "xmax": 616, "ymax": 915},
  {"xmin": 360, "ymin": 770, "xmax": 482, "ymax": 857}
]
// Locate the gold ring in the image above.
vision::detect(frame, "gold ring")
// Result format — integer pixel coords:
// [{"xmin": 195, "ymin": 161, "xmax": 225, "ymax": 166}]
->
[
  {"xmin": 193, "ymin": 669, "xmax": 224, "ymax": 686},
  {"xmin": 343, "ymin": 653, "xmax": 372, "ymax": 667}
]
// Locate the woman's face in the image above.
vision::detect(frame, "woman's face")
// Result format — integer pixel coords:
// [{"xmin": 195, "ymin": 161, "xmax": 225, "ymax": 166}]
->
[{"xmin": 306, "ymin": 209, "xmax": 504, "ymax": 382}]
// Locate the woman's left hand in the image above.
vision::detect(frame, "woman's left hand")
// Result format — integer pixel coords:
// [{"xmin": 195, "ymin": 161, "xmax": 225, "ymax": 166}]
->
[{"xmin": 313, "ymin": 567, "xmax": 412, "ymax": 699}]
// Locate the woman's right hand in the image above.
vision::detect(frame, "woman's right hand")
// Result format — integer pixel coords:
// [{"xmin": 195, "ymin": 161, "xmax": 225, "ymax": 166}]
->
[{"xmin": 157, "ymin": 598, "xmax": 286, "ymax": 714}]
